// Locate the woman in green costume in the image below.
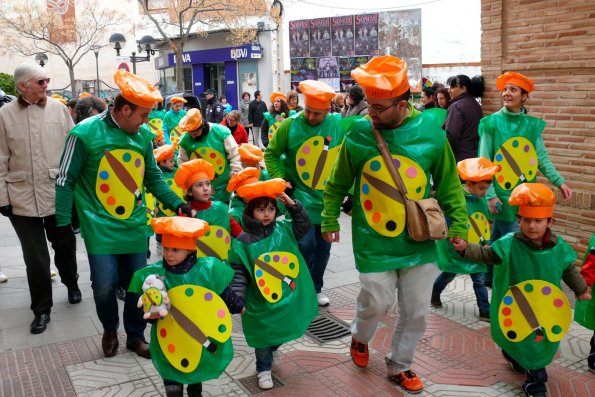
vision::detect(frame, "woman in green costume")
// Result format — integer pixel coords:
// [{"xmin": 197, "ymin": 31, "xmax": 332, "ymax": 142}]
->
[
  {"xmin": 129, "ymin": 217, "xmax": 243, "ymax": 397},
  {"xmin": 260, "ymin": 92, "xmax": 294, "ymax": 148},
  {"xmin": 229, "ymin": 179, "xmax": 317, "ymax": 391}
]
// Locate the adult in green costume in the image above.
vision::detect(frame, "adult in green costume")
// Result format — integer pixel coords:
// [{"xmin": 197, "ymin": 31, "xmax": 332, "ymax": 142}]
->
[
  {"xmin": 130, "ymin": 217, "xmax": 242, "ymax": 397},
  {"xmin": 456, "ymin": 182, "xmax": 589, "ymax": 397},
  {"xmin": 322, "ymin": 56, "xmax": 467, "ymax": 394},
  {"xmin": 176, "ymin": 108, "xmax": 241, "ymax": 203},
  {"xmin": 573, "ymin": 234, "xmax": 595, "ymax": 371},
  {"xmin": 163, "ymin": 97, "xmax": 187, "ymax": 145},
  {"xmin": 265, "ymin": 79, "xmax": 352, "ymax": 307},
  {"xmin": 55, "ymin": 70, "xmax": 192, "ymax": 359},
  {"xmin": 228, "ymin": 181, "xmax": 317, "ymax": 390},
  {"xmin": 260, "ymin": 91, "xmax": 295, "ymax": 147}
]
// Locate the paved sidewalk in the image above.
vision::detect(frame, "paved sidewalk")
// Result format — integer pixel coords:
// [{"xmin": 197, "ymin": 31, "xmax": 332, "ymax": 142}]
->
[{"xmin": 1, "ymin": 214, "xmax": 593, "ymax": 396}]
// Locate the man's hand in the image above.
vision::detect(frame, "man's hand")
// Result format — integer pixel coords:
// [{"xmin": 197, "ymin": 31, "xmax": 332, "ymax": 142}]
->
[
  {"xmin": 284, "ymin": 180, "xmax": 294, "ymax": 197},
  {"xmin": 449, "ymin": 236, "xmax": 467, "ymax": 252},
  {"xmin": 559, "ymin": 183, "xmax": 572, "ymax": 201},
  {"xmin": 578, "ymin": 290, "xmax": 592, "ymax": 301},
  {"xmin": 323, "ymin": 230, "xmax": 340, "ymax": 243},
  {"xmin": 177, "ymin": 203, "xmax": 193, "ymax": 217},
  {"xmin": 488, "ymin": 197, "xmax": 502, "ymax": 215},
  {"xmin": 0, "ymin": 205, "xmax": 12, "ymax": 218}
]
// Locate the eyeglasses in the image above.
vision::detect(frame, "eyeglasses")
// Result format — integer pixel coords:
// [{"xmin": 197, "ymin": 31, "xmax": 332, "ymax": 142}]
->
[
  {"xmin": 368, "ymin": 101, "xmax": 398, "ymax": 115},
  {"xmin": 36, "ymin": 78, "xmax": 50, "ymax": 86}
]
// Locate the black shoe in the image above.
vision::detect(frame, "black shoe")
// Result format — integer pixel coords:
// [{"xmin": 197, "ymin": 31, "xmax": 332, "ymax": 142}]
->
[
  {"xmin": 30, "ymin": 313, "xmax": 51, "ymax": 334},
  {"xmin": 164, "ymin": 384, "xmax": 183, "ymax": 397},
  {"xmin": 72, "ymin": 226, "xmax": 80, "ymax": 234},
  {"xmin": 430, "ymin": 295, "xmax": 442, "ymax": 308},
  {"xmin": 116, "ymin": 286, "xmax": 126, "ymax": 301},
  {"xmin": 68, "ymin": 286, "xmax": 82, "ymax": 304},
  {"xmin": 484, "ymin": 279, "xmax": 492, "ymax": 288},
  {"xmin": 588, "ymin": 335, "xmax": 595, "ymax": 371}
]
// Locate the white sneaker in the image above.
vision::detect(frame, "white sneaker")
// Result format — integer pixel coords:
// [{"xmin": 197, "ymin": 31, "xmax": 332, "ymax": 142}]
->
[
  {"xmin": 272, "ymin": 350, "xmax": 281, "ymax": 366},
  {"xmin": 317, "ymin": 292, "xmax": 330, "ymax": 306},
  {"xmin": 0, "ymin": 272, "xmax": 7, "ymax": 283},
  {"xmin": 257, "ymin": 370, "xmax": 274, "ymax": 390}
]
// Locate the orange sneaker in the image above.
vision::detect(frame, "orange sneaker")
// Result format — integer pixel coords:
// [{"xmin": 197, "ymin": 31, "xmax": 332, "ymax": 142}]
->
[
  {"xmin": 350, "ymin": 338, "xmax": 369, "ymax": 368},
  {"xmin": 389, "ymin": 370, "xmax": 424, "ymax": 394}
]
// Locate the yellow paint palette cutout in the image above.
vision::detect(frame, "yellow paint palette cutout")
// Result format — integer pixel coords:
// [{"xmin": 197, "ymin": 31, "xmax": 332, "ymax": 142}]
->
[
  {"xmin": 157, "ymin": 285, "xmax": 232, "ymax": 373},
  {"xmin": 494, "ymin": 137, "xmax": 538, "ymax": 191},
  {"xmin": 195, "ymin": 225, "xmax": 231, "ymax": 261},
  {"xmin": 147, "ymin": 119, "xmax": 163, "ymax": 136},
  {"xmin": 169, "ymin": 126, "xmax": 184, "ymax": 144},
  {"xmin": 359, "ymin": 155, "xmax": 426, "ymax": 238},
  {"xmin": 498, "ymin": 280, "xmax": 571, "ymax": 343},
  {"xmin": 254, "ymin": 251, "xmax": 299, "ymax": 303},
  {"xmin": 295, "ymin": 135, "xmax": 341, "ymax": 190},
  {"xmin": 466, "ymin": 212, "xmax": 490, "ymax": 244},
  {"xmin": 145, "ymin": 192, "xmax": 156, "ymax": 226},
  {"xmin": 157, "ymin": 178, "xmax": 185, "ymax": 217},
  {"xmin": 96, "ymin": 149, "xmax": 145, "ymax": 219},
  {"xmin": 189, "ymin": 147, "xmax": 227, "ymax": 175},
  {"xmin": 268, "ymin": 120, "xmax": 282, "ymax": 142},
  {"xmin": 142, "ymin": 287, "xmax": 163, "ymax": 312}
]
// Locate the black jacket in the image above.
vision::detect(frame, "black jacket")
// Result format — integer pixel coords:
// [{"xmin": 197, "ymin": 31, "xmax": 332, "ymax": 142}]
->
[
  {"xmin": 248, "ymin": 99, "xmax": 267, "ymax": 127},
  {"xmin": 444, "ymin": 93, "xmax": 483, "ymax": 163},
  {"xmin": 205, "ymin": 98, "xmax": 225, "ymax": 124}
]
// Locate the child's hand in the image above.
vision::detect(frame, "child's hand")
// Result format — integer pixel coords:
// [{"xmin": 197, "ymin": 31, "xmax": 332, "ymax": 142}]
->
[
  {"xmin": 450, "ymin": 236, "xmax": 467, "ymax": 252},
  {"xmin": 559, "ymin": 183, "xmax": 572, "ymax": 201},
  {"xmin": 578, "ymin": 290, "xmax": 592, "ymax": 301},
  {"xmin": 275, "ymin": 115, "xmax": 284, "ymax": 122},
  {"xmin": 279, "ymin": 192, "xmax": 295, "ymax": 206},
  {"xmin": 488, "ymin": 197, "xmax": 502, "ymax": 214},
  {"xmin": 240, "ymin": 307, "xmax": 246, "ymax": 315},
  {"xmin": 191, "ymin": 209, "xmax": 197, "ymax": 217}
]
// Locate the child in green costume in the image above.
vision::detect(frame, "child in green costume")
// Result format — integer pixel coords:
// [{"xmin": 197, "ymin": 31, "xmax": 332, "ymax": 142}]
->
[
  {"xmin": 574, "ymin": 234, "xmax": 595, "ymax": 372},
  {"xmin": 452, "ymin": 183, "xmax": 591, "ymax": 397},
  {"xmin": 431, "ymin": 157, "xmax": 501, "ymax": 321},
  {"xmin": 229, "ymin": 179, "xmax": 317, "ymax": 390},
  {"xmin": 129, "ymin": 217, "xmax": 243, "ymax": 397}
]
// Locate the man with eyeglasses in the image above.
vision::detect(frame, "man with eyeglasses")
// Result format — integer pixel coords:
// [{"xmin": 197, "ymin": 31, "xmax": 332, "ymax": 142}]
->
[
  {"xmin": 0, "ymin": 63, "xmax": 80, "ymax": 335},
  {"xmin": 321, "ymin": 56, "xmax": 467, "ymax": 394}
]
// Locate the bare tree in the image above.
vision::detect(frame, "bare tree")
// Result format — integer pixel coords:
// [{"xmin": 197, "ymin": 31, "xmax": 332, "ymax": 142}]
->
[
  {"xmin": 138, "ymin": 0, "xmax": 270, "ymax": 92},
  {"xmin": 0, "ymin": 0, "xmax": 127, "ymax": 97}
]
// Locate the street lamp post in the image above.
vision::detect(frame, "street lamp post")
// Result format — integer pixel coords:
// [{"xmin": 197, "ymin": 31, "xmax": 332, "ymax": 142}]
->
[
  {"xmin": 92, "ymin": 45, "xmax": 101, "ymax": 97},
  {"xmin": 109, "ymin": 33, "xmax": 156, "ymax": 74},
  {"xmin": 35, "ymin": 52, "xmax": 48, "ymax": 67}
]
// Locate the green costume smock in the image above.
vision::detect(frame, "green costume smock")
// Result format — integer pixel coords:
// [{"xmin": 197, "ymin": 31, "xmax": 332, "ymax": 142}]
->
[
  {"xmin": 229, "ymin": 221, "xmax": 318, "ymax": 348},
  {"xmin": 178, "ymin": 124, "xmax": 234, "ymax": 202},
  {"xmin": 265, "ymin": 112, "xmax": 355, "ymax": 224},
  {"xmin": 129, "ymin": 260, "xmax": 234, "ymax": 384},
  {"xmin": 55, "ymin": 113, "xmax": 184, "ymax": 254},
  {"xmin": 163, "ymin": 109, "xmax": 187, "ymax": 144},
  {"xmin": 490, "ymin": 234, "xmax": 576, "ymax": 370},
  {"xmin": 322, "ymin": 105, "xmax": 468, "ymax": 273},
  {"xmin": 263, "ymin": 110, "xmax": 296, "ymax": 142},
  {"xmin": 193, "ymin": 201, "xmax": 231, "ymax": 261},
  {"xmin": 437, "ymin": 188, "xmax": 490, "ymax": 274},
  {"xmin": 574, "ymin": 234, "xmax": 595, "ymax": 329},
  {"xmin": 478, "ymin": 107, "xmax": 565, "ymax": 222}
]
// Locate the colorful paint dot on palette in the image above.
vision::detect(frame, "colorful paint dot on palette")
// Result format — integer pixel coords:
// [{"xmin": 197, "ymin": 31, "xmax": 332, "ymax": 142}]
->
[
  {"xmin": 96, "ymin": 149, "xmax": 145, "ymax": 219},
  {"xmin": 295, "ymin": 135, "xmax": 342, "ymax": 190},
  {"xmin": 466, "ymin": 212, "xmax": 491, "ymax": 244},
  {"xmin": 157, "ymin": 285, "xmax": 231, "ymax": 373},
  {"xmin": 157, "ymin": 177, "xmax": 185, "ymax": 217},
  {"xmin": 195, "ymin": 225, "xmax": 231, "ymax": 261},
  {"xmin": 498, "ymin": 279, "xmax": 571, "ymax": 343},
  {"xmin": 254, "ymin": 251, "xmax": 300, "ymax": 303},
  {"xmin": 359, "ymin": 154, "xmax": 426, "ymax": 238},
  {"xmin": 493, "ymin": 136, "xmax": 538, "ymax": 191},
  {"xmin": 189, "ymin": 147, "xmax": 226, "ymax": 175},
  {"xmin": 268, "ymin": 120, "xmax": 282, "ymax": 142}
]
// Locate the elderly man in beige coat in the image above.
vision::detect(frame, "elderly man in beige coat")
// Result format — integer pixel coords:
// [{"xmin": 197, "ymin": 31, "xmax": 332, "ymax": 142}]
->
[{"xmin": 0, "ymin": 63, "xmax": 80, "ymax": 334}]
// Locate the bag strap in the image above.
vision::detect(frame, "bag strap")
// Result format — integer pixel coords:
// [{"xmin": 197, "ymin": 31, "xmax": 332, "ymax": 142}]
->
[{"xmin": 370, "ymin": 123, "xmax": 410, "ymax": 198}]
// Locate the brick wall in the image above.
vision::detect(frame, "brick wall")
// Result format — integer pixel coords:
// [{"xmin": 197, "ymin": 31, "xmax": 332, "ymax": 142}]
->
[{"xmin": 481, "ymin": 0, "xmax": 595, "ymax": 258}]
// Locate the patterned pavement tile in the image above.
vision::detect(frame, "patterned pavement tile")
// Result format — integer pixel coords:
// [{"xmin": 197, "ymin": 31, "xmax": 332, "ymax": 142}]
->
[{"xmin": 76, "ymin": 378, "xmax": 160, "ymax": 397}]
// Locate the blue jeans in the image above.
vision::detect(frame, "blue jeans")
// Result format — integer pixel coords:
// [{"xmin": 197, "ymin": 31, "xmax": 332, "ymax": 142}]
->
[
  {"xmin": 88, "ymin": 253, "xmax": 147, "ymax": 341},
  {"xmin": 486, "ymin": 220, "xmax": 520, "ymax": 284},
  {"xmin": 298, "ymin": 224, "xmax": 331, "ymax": 294},
  {"xmin": 255, "ymin": 345, "xmax": 280, "ymax": 372},
  {"xmin": 432, "ymin": 272, "xmax": 490, "ymax": 314}
]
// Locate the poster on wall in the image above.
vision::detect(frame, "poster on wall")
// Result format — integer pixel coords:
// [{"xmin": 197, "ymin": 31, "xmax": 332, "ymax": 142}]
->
[
  {"xmin": 354, "ymin": 14, "xmax": 379, "ymax": 56},
  {"xmin": 331, "ymin": 15, "xmax": 354, "ymax": 56},
  {"xmin": 338, "ymin": 56, "xmax": 369, "ymax": 92},
  {"xmin": 317, "ymin": 57, "xmax": 340, "ymax": 91},
  {"xmin": 290, "ymin": 58, "xmax": 318, "ymax": 91},
  {"xmin": 240, "ymin": 72, "xmax": 258, "ymax": 96},
  {"xmin": 309, "ymin": 18, "xmax": 332, "ymax": 57},
  {"xmin": 289, "ymin": 19, "xmax": 310, "ymax": 58},
  {"xmin": 379, "ymin": 9, "xmax": 422, "ymax": 90}
]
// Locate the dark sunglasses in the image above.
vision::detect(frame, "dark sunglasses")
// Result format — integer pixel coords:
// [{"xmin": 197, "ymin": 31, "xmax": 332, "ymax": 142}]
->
[{"xmin": 36, "ymin": 78, "xmax": 50, "ymax": 86}]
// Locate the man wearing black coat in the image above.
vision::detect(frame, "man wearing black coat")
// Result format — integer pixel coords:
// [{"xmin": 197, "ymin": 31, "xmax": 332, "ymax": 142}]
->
[{"xmin": 248, "ymin": 90, "xmax": 267, "ymax": 148}]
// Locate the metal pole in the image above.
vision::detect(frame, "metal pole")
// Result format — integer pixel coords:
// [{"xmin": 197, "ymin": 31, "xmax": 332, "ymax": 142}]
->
[
  {"xmin": 132, "ymin": 51, "xmax": 137, "ymax": 74},
  {"xmin": 95, "ymin": 52, "xmax": 100, "ymax": 97}
]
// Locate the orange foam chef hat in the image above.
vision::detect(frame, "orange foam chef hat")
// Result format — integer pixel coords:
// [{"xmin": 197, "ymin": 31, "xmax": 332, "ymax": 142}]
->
[
  {"xmin": 270, "ymin": 91, "xmax": 287, "ymax": 103},
  {"xmin": 351, "ymin": 55, "xmax": 410, "ymax": 99},
  {"xmin": 236, "ymin": 178, "xmax": 286, "ymax": 202},
  {"xmin": 238, "ymin": 143, "xmax": 264, "ymax": 165},
  {"xmin": 78, "ymin": 92, "xmax": 92, "ymax": 98},
  {"xmin": 226, "ymin": 167, "xmax": 261, "ymax": 192},
  {"xmin": 152, "ymin": 128, "xmax": 164, "ymax": 141},
  {"xmin": 298, "ymin": 80, "xmax": 335, "ymax": 110},
  {"xmin": 170, "ymin": 96, "xmax": 187, "ymax": 104},
  {"xmin": 152, "ymin": 217, "xmax": 209, "ymax": 250},
  {"xmin": 508, "ymin": 183, "xmax": 555, "ymax": 218},
  {"xmin": 174, "ymin": 159, "xmax": 214, "ymax": 190},
  {"xmin": 457, "ymin": 158, "xmax": 501, "ymax": 182},
  {"xmin": 496, "ymin": 71, "xmax": 534, "ymax": 93},
  {"xmin": 114, "ymin": 69, "xmax": 163, "ymax": 109},
  {"xmin": 178, "ymin": 108, "xmax": 203, "ymax": 132},
  {"xmin": 51, "ymin": 94, "xmax": 67, "ymax": 105},
  {"xmin": 153, "ymin": 144, "xmax": 176, "ymax": 162}
]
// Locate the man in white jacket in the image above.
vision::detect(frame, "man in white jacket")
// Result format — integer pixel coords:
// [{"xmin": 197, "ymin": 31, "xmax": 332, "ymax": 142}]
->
[{"xmin": 0, "ymin": 63, "xmax": 80, "ymax": 334}]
